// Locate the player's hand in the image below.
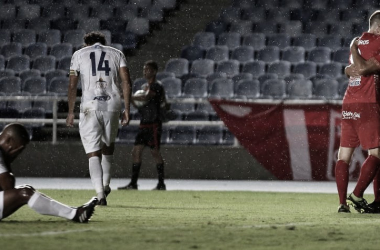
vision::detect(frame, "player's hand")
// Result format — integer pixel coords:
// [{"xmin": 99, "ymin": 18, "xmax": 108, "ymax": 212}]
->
[
  {"xmin": 66, "ymin": 113, "xmax": 75, "ymax": 127},
  {"xmin": 121, "ymin": 110, "xmax": 130, "ymax": 126}
]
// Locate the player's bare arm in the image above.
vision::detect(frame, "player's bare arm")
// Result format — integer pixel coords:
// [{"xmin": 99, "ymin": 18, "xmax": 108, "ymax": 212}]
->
[
  {"xmin": 351, "ymin": 39, "xmax": 380, "ymax": 76},
  {"xmin": 66, "ymin": 73, "xmax": 79, "ymax": 127},
  {"xmin": 345, "ymin": 64, "xmax": 360, "ymax": 77},
  {"xmin": 0, "ymin": 172, "xmax": 15, "ymax": 191},
  {"xmin": 120, "ymin": 66, "xmax": 132, "ymax": 126}
]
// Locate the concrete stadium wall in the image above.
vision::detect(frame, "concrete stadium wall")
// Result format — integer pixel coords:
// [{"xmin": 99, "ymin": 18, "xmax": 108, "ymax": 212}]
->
[{"xmin": 12, "ymin": 142, "xmax": 274, "ymax": 180}]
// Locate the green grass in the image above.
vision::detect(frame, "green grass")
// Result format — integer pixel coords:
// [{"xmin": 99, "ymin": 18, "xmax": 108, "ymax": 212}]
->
[{"xmin": 1, "ymin": 190, "xmax": 380, "ymax": 250}]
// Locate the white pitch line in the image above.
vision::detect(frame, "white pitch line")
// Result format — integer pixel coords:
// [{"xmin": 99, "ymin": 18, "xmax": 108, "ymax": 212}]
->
[{"xmin": 0, "ymin": 228, "xmax": 104, "ymax": 237}]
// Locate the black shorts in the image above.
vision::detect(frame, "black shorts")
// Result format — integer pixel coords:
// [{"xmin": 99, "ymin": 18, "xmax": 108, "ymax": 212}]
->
[{"xmin": 134, "ymin": 124, "xmax": 162, "ymax": 149}]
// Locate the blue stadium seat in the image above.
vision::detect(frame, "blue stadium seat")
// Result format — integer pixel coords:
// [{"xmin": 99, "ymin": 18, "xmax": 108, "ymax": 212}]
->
[
  {"xmin": 91, "ymin": 5, "xmax": 115, "ymax": 20},
  {"xmin": 219, "ymin": 7, "xmax": 241, "ymax": 24},
  {"xmin": 66, "ymin": 5, "xmax": 91, "ymax": 20},
  {"xmin": 235, "ymin": 79, "xmax": 260, "ymax": 99},
  {"xmin": 313, "ymin": 78, "xmax": 339, "ymax": 99},
  {"xmin": 100, "ymin": 18, "xmax": 126, "ymax": 34},
  {"xmin": 126, "ymin": 17, "xmax": 150, "ymax": 37},
  {"xmin": 216, "ymin": 60, "xmax": 240, "ymax": 78},
  {"xmin": 113, "ymin": 32, "xmax": 137, "ymax": 50},
  {"xmin": 50, "ymin": 43, "xmax": 73, "ymax": 61},
  {"xmin": 267, "ymin": 61, "xmax": 291, "ymax": 77},
  {"xmin": 165, "ymin": 58, "xmax": 189, "ymax": 78},
  {"xmin": 205, "ymin": 20, "xmax": 228, "ymax": 37},
  {"xmin": 19, "ymin": 69, "xmax": 41, "ymax": 84},
  {"xmin": 114, "ymin": 5, "xmax": 139, "ymax": 21},
  {"xmin": 232, "ymin": 72, "xmax": 253, "ymax": 91},
  {"xmin": 21, "ymin": 107, "xmax": 46, "ymax": 128},
  {"xmin": 337, "ymin": 76, "xmax": 348, "ymax": 98},
  {"xmin": 183, "ymin": 110, "xmax": 209, "ymax": 121},
  {"xmin": 329, "ymin": 22, "xmax": 353, "ymax": 37},
  {"xmin": 256, "ymin": 0, "xmax": 280, "ymax": 8},
  {"xmin": 37, "ymin": 30, "xmax": 61, "ymax": 48},
  {"xmin": 256, "ymin": 46, "xmax": 280, "ymax": 63},
  {"xmin": 57, "ymin": 57, "xmax": 71, "ymax": 71},
  {"xmin": 32, "ymin": 56, "xmax": 56, "ymax": 74},
  {"xmin": 293, "ymin": 61, "xmax": 317, "ymax": 79},
  {"xmin": 12, "ymin": 30, "xmax": 36, "ymax": 48},
  {"xmin": 48, "ymin": 76, "xmax": 69, "ymax": 96},
  {"xmin": 318, "ymin": 35, "xmax": 342, "ymax": 52},
  {"xmin": 258, "ymin": 73, "xmax": 279, "ymax": 85},
  {"xmin": 267, "ymin": 34, "xmax": 291, "ymax": 49},
  {"xmin": 229, "ymin": 20, "xmax": 253, "ymax": 35},
  {"xmin": 17, "ymin": 4, "xmax": 41, "ymax": 20},
  {"xmin": 0, "ymin": 4, "xmax": 16, "ymax": 20},
  {"xmin": 118, "ymin": 125, "xmax": 139, "ymax": 144},
  {"xmin": 217, "ymin": 32, "xmax": 241, "ymax": 50},
  {"xmin": 304, "ymin": 21, "xmax": 329, "ymax": 37},
  {"xmin": 170, "ymin": 125, "xmax": 196, "ymax": 145},
  {"xmin": 156, "ymin": 72, "xmax": 175, "ymax": 81},
  {"xmin": 205, "ymin": 46, "xmax": 229, "ymax": 63},
  {"xmin": 182, "ymin": 78, "xmax": 208, "ymax": 98},
  {"xmin": 261, "ymin": 79, "xmax": 286, "ymax": 99},
  {"xmin": 193, "ymin": 32, "xmax": 216, "ymax": 50},
  {"xmin": 7, "ymin": 93, "xmax": 32, "ymax": 113},
  {"xmin": 241, "ymin": 60, "xmax": 266, "ymax": 77},
  {"xmin": 63, "ymin": 30, "xmax": 86, "ymax": 49},
  {"xmin": 333, "ymin": 48, "xmax": 349, "ymax": 64},
  {"xmin": 231, "ymin": 46, "xmax": 254, "ymax": 63},
  {"xmin": 281, "ymin": 46, "xmax": 305, "ymax": 64},
  {"xmin": 28, "ymin": 18, "xmax": 51, "ymax": 32},
  {"xmin": 6, "ymin": 55, "xmax": 30, "ymax": 74},
  {"xmin": 161, "ymin": 77, "xmax": 182, "ymax": 98},
  {"xmin": 287, "ymin": 79, "xmax": 313, "ymax": 99},
  {"xmin": 0, "ymin": 56, "xmax": 4, "ymax": 70},
  {"xmin": 283, "ymin": 73, "xmax": 304, "ymax": 85},
  {"xmin": 318, "ymin": 62, "xmax": 343, "ymax": 78},
  {"xmin": 170, "ymin": 103, "xmax": 195, "ymax": 115},
  {"xmin": 267, "ymin": 8, "xmax": 291, "ymax": 22},
  {"xmin": 1, "ymin": 43, "xmax": 22, "ymax": 59},
  {"xmin": 22, "ymin": 76, "xmax": 46, "ymax": 95},
  {"xmin": 190, "ymin": 59, "xmax": 215, "ymax": 78},
  {"xmin": 209, "ymin": 78, "xmax": 234, "ymax": 98},
  {"xmin": 197, "ymin": 125, "xmax": 223, "ymax": 145},
  {"xmin": 0, "ymin": 69, "xmax": 15, "ymax": 78},
  {"xmin": 196, "ymin": 102, "xmax": 218, "ymax": 120},
  {"xmin": 292, "ymin": 34, "xmax": 317, "ymax": 51},
  {"xmin": 25, "ymin": 43, "xmax": 48, "ymax": 61},
  {"xmin": 0, "ymin": 30, "xmax": 11, "ymax": 48},
  {"xmin": 206, "ymin": 72, "xmax": 227, "ymax": 84},
  {"xmin": 50, "ymin": 18, "xmax": 77, "ymax": 32},
  {"xmin": 154, "ymin": 0, "xmax": 177, "ymax": 11},
  {"xmin": 181, "ymin": 45, "xmax": 205, "ymax": 62},
  {"xmin": 0, "ymin": 76, "xmax": 21, "ymax": 94},
  {"xmin": 307, "ymin": 47, "xmax": 332, "ymax": 65},
  {"xmin": 242, "ymin": 33, "xmax": 265, "ymax": 50},
  {"xmin": 41, "ymin": 5, "xmax": 65, "ymax": 19},
  {"xmin": 140, "ymin": 5, "xmax": 164, "ymax": 23},
  {"xmin": 45, "ymin": 70, "xmax": 67, "ymax": 86},
  {"xmin": 241, "ymin": 7, "xmax": 265, "ymax": 22}
]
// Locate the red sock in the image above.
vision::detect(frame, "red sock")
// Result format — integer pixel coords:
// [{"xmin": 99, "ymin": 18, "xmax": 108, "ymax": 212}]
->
[
  {"xmin": 373, "ymin": 169, "xmax": 380, "ymax": 202},
  {"xmin": 353, "ymin": 155, "xmax": 380, "ymax": 198},
  {"xmin": 335, "ymin": 160, "xmax": 349, "ymax": 205}
]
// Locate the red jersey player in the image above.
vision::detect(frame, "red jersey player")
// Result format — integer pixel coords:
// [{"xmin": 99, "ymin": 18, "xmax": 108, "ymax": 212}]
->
[{"xmin": 336, "ymin": 11, "xmax": 380, "ymax": 213}]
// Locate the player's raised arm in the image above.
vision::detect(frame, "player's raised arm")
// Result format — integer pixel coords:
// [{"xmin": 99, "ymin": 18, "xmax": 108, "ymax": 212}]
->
[
  {"xmin": 120, "ymin": 66, "xmax": 132, "ymax": 126},
  {"xmin": 351, "ymin": 39, "xmax": 380, "ymax": 76}
]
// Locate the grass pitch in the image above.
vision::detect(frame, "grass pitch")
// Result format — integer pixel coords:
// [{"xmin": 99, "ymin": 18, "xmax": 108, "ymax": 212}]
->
[{"xmin": 1, "ymin": 190, "xmax": 380, "ymax": 250}]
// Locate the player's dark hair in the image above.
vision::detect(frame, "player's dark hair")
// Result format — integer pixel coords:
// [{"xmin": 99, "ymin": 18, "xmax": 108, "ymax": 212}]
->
[
  {"xmin": 3, "ymin": 123, "xmax": 30, "ymax": 145},
  {"xmin": 84, "ymin": 31, "xmax": 106, "ymax": 46},
  {"xmin": 144, "ymin": 60, "xmax": 158, "ymax": 72},
  {"xmin": 369, "ymin": 11, "xmax": 380, "ymax": 28}
]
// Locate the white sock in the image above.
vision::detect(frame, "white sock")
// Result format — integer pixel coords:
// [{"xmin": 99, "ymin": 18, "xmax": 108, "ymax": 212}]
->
[
  {"xmin": 102, "ymin": 155, "xmax": 113, "ymax": 188},
  {"xmin": 89, "ymin": 156, "xmax": 104, "ymax": 199},
  {"xmin": 27, "ymin": 191, "xmax": 76, "ymax": 220}
]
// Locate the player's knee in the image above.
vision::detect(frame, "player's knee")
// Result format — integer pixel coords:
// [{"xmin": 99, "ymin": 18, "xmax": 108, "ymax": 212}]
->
[{"xmin": 17, "ymin": 186, "xmax": 35, "ymax": 200}]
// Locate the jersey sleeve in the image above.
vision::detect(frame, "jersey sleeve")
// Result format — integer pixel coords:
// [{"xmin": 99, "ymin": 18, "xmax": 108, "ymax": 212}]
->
[
  {"xmin": 120, "ymin": 52, "xmax": 127, "ymax": 67},
  {"xmin": 70, "ymin": 52, "xmax": 80, "ymax": 74}
]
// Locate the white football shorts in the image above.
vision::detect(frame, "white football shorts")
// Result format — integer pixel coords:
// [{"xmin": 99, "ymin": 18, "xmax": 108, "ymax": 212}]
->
[
  {"xmin": 0, "ymin": 191, "xmax": 4, "ymax": 220},
  {"xmin": 79, "ymin": 110, "xmax": 120, "ymax": 154}
]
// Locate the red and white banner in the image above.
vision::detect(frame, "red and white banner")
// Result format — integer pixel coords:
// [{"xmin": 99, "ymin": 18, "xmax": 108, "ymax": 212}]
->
[{"xmin": 210, "ymin": 100, "xmax": 366, "ymax": 181}]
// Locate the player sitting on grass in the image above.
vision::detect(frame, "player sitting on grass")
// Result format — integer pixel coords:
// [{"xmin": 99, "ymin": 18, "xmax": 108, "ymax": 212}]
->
[{"xmin": 0, "ymin": 123, "xmax": 98, "ymax": 222}]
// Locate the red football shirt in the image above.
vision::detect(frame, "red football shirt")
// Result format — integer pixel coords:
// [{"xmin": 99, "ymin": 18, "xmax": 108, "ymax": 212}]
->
[{"xmin": 344, "ymin": 32, "xmax": 380, "ymax": 104}]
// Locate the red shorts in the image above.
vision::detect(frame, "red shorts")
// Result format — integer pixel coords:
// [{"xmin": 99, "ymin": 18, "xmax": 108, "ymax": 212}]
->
[{"xmin": 340, "ymin": 102, "xmax": 380, "ymax": 150}]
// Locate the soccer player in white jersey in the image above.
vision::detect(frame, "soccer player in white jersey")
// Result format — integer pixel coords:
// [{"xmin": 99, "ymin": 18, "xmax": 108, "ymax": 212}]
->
[
  {"xmin": 66, "ymin": 31, "xmax": 132, "ymax": 206},
  {"xmin": 0, "ymin": 123, "xmax": 97, "ymax": 223}
]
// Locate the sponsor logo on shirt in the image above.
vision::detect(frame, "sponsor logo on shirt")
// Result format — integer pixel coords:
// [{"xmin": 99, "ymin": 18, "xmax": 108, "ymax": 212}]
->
[
  {"xmin": 358, "ymin": 39, "xmax": 369, "ymax": 45},
  {"xmin": 349, "ymin": 77, "xmax": 361, "ymax": 86},
  {"xmin": 342, "ymin": 110, "xmax": 360, "ymax": 120}
]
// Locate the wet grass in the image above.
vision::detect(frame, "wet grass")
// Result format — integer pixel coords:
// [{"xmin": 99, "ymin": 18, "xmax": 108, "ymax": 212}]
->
[{"xmin": 1, "ymin": 190, "xmax": 380, "ymax": 250}]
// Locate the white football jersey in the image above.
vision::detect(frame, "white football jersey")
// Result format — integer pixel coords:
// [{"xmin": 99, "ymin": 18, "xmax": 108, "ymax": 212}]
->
[{"xmin": 70, "ymin": 43, "xmax": 127, "ymax": 112}]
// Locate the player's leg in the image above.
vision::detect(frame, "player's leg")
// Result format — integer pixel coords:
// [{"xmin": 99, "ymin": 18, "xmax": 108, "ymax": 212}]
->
[
  {"xmin": 2, "ymin": 186, "xmax": 97, "ymax": 222},
  {"xmin": 150, "ymin": 147, "xmax": 166, "ymax": 190},
  {"xmin": 101, "ymin": 142, "xmax": 114, "ymax": 197},
  {"xmin": 336, "ymin": 146, "xmax": 355, "ymax": 212},
  {"xmin": 118, "ymin": 145, "xmax": 144, "ymax": 190}
]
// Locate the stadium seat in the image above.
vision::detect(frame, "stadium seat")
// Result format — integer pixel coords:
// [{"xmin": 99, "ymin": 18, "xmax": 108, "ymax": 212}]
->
[
  {"xmin": 231, "ymin": 46, "xmax": 254, "ymax": 63},
  {"xmin": 190, "ymin": 59, "xmax": 215, "ymax": 78},
  {"xmin": 256, "ymin": 0, "xmax": 280, "ymax": 8},
  {"xmin": 78, "ymin": 18, "xmax": 101, "ymax": 33},
  {"xmin": 333, "ymin": 48, "xmax": 350, "ymax": 64},
  {"xmin": 293, "ymin": 62, "xmax": 317, "ymax": 79},
  {"xmin": 28, "ymin": 18, "xmax": 51, "ymax": 32},
  {"xmin": 307, "ymin": 47, "xmax": 332, "ymax": 65},
  {"xmin": 142, "ymin": 5, "xmax": 164, "ymax": 24},
  {"xmin": 154, "ymin": 0, "xmax": 177, "ymax": 11},
  {"xmin": 287, "ymin": 79, "xmax": 313, "ymax": 99},
  {"xmin": 126, "ymin": 17, "xmax": 151, "ymax": 37},
  {"xmin": 25, "ymin": 43, "xmax": 48, "ymax": 61},
  {"xmin": 129, "ymin": 0, "xmax": 152, "ymax": 9},
  {"xmin": 184, "ymin": 110, "xmax": 209, "ymax": 121},
  {"xmin": 0, "ymin": 76, "xmax": 21, "ymax": 94},
  {"xmin": 206, "ymin": 72, "xmax": 227, "ymax": 84},
  {"xmin": 205, "ymin": 46, "xmax": 229, "ymax": 63},
  {"xmin": 337, "ymin": 76, "xmax": 348, "ymax": 98},
  {"xmin": 281, "ymin": 46, "xmax": 305, "ymax": 64},
  {"xmin": 229, "ymin": 20, "xmax": 253, "ymax": 35},
  {"xmin": 182, "ymin": 78, "xmax": 208, "ymax": 98},
  {"xmin": 7, "ymin": 93, "xmax": 32, "ymax": 113},
  {"xmin": 281, "ymin": 0, "xmax": 303, "ymax": 9},
  {"xmin": 50, "ymin": 43, "xmax": 73, "ymax": 61},
  {"xmin": 1, "ymin": 43, "xmax": 22, "ymax": 59},
  {"xmin": 318, "ymin": 35, "xmax": 342, "ymax": 52},
  {"xmin": 45, "ymin": 70, "xmax": 67, "ymax": 86},
  {"xmin": 12, "ymin": 30, "xmax": 36, "ymax": 48},
  {"xmin": 261, "ymin": 79, "xmax": 286, "ymax": 99},
  {"xmin": 197, "ymin": 125, "xmax": 223, "ymax": 145},
  {"xmin": 232, "ymin": 73, "xmax": 253, "ymax": 91},
  {"xmin": 241, "ymin": 7, "xmax": 265, "ymax": 22},
  {"xmin": 165, "ymin": 58, "xmax": 189, "ymax": 78},
  {"xmin": 32, "ymin": 56, "xmax": 56, "ymax": 74},
  {"xmin": 197, "ymin": 102, "xmax": 218, "ymax": 120},
  {"xmin": 205, "ymin": 20, "xmax": 228, "ymax": 37},
  {"xmin": 48, "ymin": 76, "xmax": 69, "ymax": 96},
  {"xmin": 63, "ymin": 30, "xmax": 86, "ymax": 49},
  {"xmin": 258, "ymin": 73, "xmax": 279, "ymax": 84},
  {"xmin": 0, "ymin": 108, "xmax": 20, "ymax": 118},
  {"xmin": 57, "ymin": 57, "xmax": 71, "ymax": 71},
  {"xmin": 304, "ymin": 21, "xmax": 329, "ymax": 37},
  {"xmin": 161, "ymin": 77, "xmax": 182, "ymax": 98},
  {"xmin": 66, "ymin": 5, "xmax": 91, "ymax": 20},
  {"xmin": 17, "ymin": 4, "xmax": 41, "ymax": 19},
  {"xmin": 217, "ymin": 32, "xmax": 241, "ymax": 50},
  {"xmin": 0, "ymin": 69, "xmax": 15, "ymax": 78},
  {"xmin": 0, "ymin": 56, "xmax": 4, "ymax": 70},
  {"xmin": 241, "ymin": 60, "xmax": 266, "ymax": 77},
  {"xmin": 235, "ymin": 79, "xmax": 260, "ymax": 99},
  {"xmin": 32, "ymin": 93, "xmax": 56, "ymax": 116},
  {"xmin": 20, "ymin": 70, "xmax": 41, "ymax": 84},
  {"xmin": 193, "ymin": 32, "xmax": 216, "ymax": 50},
  {"xmin": 170, "ymin": 103, "xmax": 195, "ymax": 113},
  {"xmin": 283, "ymin": 73, "xmax": 304, "ymax": 85},
  {"xmin": 209, "ymin": 78, "xmax": 234, "ymax": 98},
  {"xmin": 37, "ymin": 30, "xmax": 62, "ymax": 48},
  {"xmin": 117, "ymin": 125, "xmax": 139, "ymax": 144},
  {"xmin": 156, "ymin": 72, "xmax": 175, "ymax": 81},
  {"xmin": 0, "ymin": 30, "xmax": 11, "ymax": 48},
  {"xmin": 313, "ymin": 78, "xmax": 339, "ymax": 99},
  {"xmin": 256, "ymin": 46, "xmax": 280, "ymax": 63},
  {"xmin": 50, "ymin": 18, "xmax": 77, "ymax": 32},
  {"xmin": 2, "ymin": 19, "xmax": 26, "ymax": 30},
  {"xmin": 267, "ymin": 34, "xmax": 291, "ymax": 50},
  {"xmin": 279, "ymin": 21, "xmax": 303, "ymax": 36},
  {"xmin": 0, "ymin": 4, "xmax": 16, "ymax": 20},
  {"xmin": 91, "ymin": 5, "xmax": 115, "ymax": 20},
  {"xmin": 267, "ymin": 8, "xmax": 291, "ymax": 22},
  {"xmin": 6, "ymin": 55, "xmax": 30, "ymax": 74},
  {"xmin": 292, "ymin": 34, "xmax": 317, "ymax": 51},
  {"xmin": 328, "ymin": 0, "xmax": 353, "ymax": 9},
  {"xmin": 216, "ymin": 60, "xmax": 240, "ymax": 78},
  {"xmin": 114, "ymin": 5, "xmax": 139, "ymax": 21},
  {"xmin": 181, "ymin": 45, "xmax": 205, "ymax": 62},
  {"xmin": 113, "ymin": 32, "xmax": 137, "ymax": 50},
  {"xmin": 41, "ymin": 5, "xmax": 65, "ymax": 19},
  {"xmin": 329, "ymin": 22, "xmax": 353, "ymax": 37},
  {"xmin": 318, "ymin": 62, "xmax": 343, "ymax": 78},
  {"xmin": 267, "ymin": 61, "xmax": 291, "ymax": 77},
  {"xmin": 100, "ymin": 18, "xmax": 126, "ymax": 34},
  {"xmin": 253, "ymin": 22, "xmax": 278, "ymax": 34},
  {"xmin": 170, "ymin": 125, "xmax": 196, "ymax": 145}
]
